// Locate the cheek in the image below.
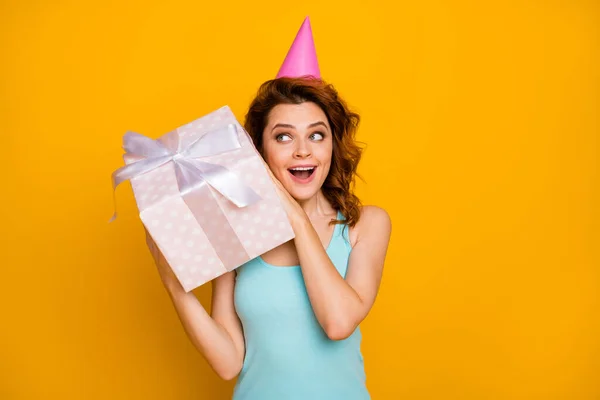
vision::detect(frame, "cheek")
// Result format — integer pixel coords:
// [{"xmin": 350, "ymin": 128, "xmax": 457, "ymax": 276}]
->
[
  {"xmin": 262, "ymin": 144, "xmax": 287, "ymax": 169},
  {"xmin": 317, "ymin": 143, "xmax": 333, "ymax": 164},
  {"xmin": 320, "ymin": 145, "xmax": 333, "ymax": 177},
  {"xmin": 261, "ymin": 142, "xmax": 275, "ymax": 163}
]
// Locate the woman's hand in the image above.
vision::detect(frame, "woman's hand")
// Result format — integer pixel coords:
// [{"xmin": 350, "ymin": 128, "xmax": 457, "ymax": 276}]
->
[
  {"xmin": 144, "ymin": 227, "xmax": 183, "ymax": 291},
  {"xmin": 261, "ymin": 158, "xmax": 307, "ymax": 226}
]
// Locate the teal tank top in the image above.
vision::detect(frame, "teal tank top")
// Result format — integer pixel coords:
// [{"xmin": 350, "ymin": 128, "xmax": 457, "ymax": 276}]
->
[{"xmin": 232, "ymin": 211, "xmax": 369, "ymax": 400}]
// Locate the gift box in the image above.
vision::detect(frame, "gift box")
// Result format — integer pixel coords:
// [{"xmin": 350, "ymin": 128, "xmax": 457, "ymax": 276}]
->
[{"xmin": 111, "ymin": 105, "xmax": 295, "ymax": 292}]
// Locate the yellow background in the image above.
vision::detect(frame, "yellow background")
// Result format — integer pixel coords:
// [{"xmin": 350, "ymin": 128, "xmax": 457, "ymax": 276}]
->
[{"xmin": 2, "ymin": 0, "xmax": 598, "ymax": 399}]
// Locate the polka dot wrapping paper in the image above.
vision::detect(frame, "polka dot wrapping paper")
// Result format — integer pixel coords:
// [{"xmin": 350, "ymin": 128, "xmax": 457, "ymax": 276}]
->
[{"xmin": 121, "ymin": 106, "xmax": 295, "ymax": 292}]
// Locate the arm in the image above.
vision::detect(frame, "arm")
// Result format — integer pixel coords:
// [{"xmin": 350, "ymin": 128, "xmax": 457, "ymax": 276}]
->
[
  {"xmin": 145, "ymin": 228, "xmax": 245, "ymax": 380},
  {"xmin": 291, "ymin": 206, "xmax": 392, "ymax": 340}
]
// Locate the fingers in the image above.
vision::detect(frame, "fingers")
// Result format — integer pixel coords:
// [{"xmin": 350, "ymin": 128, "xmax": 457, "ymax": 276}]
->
[
  {"xmin": 263, "ymin": 162, "xmax": 276, "ymax": 181},
  {"xmin": 265, "ymin": 166, "xmax": 285, "ymax": 191},
  {"xmin": 144, "ymin": 226, "xmax": 152, "ymax": 243},
  {"xmin": 145, "ymin": 229, "xmax": 154, "ymax": 249},
  {"xmin": 144, "ymin": 227, "xmax": 160, "ymax": 262},
  {"xmin": 260, "ymin": 157, "xmax": 280, "ymax": 184},
  {"xmin": 142, "ymin": 226, "xmax": 177, "ymax": 285}
]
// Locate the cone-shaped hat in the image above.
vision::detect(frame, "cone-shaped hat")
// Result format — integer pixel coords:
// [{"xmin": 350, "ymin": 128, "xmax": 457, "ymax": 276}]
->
[{"xmin": 276, "ymin": 17, "xmax": 321, "ymax": 79}]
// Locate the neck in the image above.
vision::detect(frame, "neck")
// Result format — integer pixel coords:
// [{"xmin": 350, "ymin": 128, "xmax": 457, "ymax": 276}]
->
[{"xmin": 295, "ymin": 190, "xmax": 336, "ymax": 219}]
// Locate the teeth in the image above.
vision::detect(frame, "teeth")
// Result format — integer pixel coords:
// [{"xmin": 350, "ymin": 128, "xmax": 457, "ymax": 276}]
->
[{"xmin": 290, "ymin": 167, "xmax": 315, "ymax": 171}]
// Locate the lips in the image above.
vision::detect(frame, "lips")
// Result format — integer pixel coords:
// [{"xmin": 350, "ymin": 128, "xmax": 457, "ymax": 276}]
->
[{"xmin": 287, "ymin": 165, "xmax": 317, "ymax": 183}]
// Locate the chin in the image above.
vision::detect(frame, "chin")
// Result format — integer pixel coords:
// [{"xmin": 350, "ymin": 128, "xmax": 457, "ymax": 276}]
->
[
  {"xmin": 287, "ymin": 188, "xmax": 319, "ymax": 202},
  {"xmin": 279, "ymin": 180, "xmax": 317, "ymax": 199}
]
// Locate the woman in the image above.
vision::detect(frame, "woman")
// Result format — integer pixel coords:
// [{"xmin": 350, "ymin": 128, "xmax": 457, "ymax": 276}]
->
[{"xmin": 146, "ymin": 76, "xmax": 392, "ymax": 399}]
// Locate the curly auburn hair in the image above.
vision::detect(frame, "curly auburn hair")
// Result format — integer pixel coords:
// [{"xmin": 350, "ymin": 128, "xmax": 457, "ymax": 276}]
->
[{"xmin": 244, "ymin": 77, "xmax": 364, "ymax": 228}]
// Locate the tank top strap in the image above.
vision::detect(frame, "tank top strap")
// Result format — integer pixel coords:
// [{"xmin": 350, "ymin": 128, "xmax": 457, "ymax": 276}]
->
[{"xmin": 330, "ymin": 210, "xmax": 353, "ymax": 253}]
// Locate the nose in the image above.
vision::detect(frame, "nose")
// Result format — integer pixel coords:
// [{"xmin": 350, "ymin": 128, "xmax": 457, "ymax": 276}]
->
[{"xmin": 293, "ymin": 139, "xmax": 311, "ymax": 159}]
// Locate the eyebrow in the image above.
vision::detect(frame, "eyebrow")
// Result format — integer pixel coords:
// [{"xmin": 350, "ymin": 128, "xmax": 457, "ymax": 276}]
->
[{"xmin": 271, "ymin": 121, "xmax": 328, "ymax": 132}]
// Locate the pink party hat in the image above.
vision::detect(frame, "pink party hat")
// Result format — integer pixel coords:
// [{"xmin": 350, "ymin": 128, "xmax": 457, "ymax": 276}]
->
[{"xmin": 276, "ymin": 16, "xmax": 321, "ymax": 79}]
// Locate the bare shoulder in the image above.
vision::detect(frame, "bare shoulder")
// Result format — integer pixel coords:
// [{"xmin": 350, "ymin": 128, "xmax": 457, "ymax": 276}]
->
[
  {"xmin": 348, "ymin": 205, "xmax": 392, "ymax": 246},
  {"xmin": 360, "ymin": 205, "xmax": 391, "ymax": 226}
]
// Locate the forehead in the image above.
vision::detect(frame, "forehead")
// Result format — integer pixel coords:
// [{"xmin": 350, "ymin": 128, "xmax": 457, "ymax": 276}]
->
[{"xmin": 266, "ymin": 102, "xmax": 330, "ymax": 130}]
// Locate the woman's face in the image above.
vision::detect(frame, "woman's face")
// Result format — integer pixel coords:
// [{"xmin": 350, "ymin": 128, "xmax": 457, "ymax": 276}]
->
[{"xmin": 262, "ymin": 102, "xmax": 333, "ymax": 201}]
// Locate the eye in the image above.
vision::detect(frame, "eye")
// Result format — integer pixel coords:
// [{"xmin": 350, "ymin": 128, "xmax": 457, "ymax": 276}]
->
[
  {"xmin": 275, "ymin": 133, "xmax": 292, "ymax": 142},
  {"xmin": 310, "ymin": 132, "xmax": 325, "ymax": 141}
]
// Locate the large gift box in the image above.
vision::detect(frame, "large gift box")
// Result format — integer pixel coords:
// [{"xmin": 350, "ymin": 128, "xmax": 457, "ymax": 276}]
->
[{"xmin": 111, "ymin": 105, "xmax": 295, "ymax": 291}]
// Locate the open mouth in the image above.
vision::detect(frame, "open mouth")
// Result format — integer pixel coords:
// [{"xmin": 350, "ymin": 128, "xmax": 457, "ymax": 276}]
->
[{"xmin": 288, "ymin": 166, "xmax": 316, "ymax": 181}]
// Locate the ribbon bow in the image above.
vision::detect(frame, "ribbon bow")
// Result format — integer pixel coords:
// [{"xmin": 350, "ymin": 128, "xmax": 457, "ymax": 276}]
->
[{"xmin": 110, "ymin": 123, "xmax": 262, "ymax": 222}]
